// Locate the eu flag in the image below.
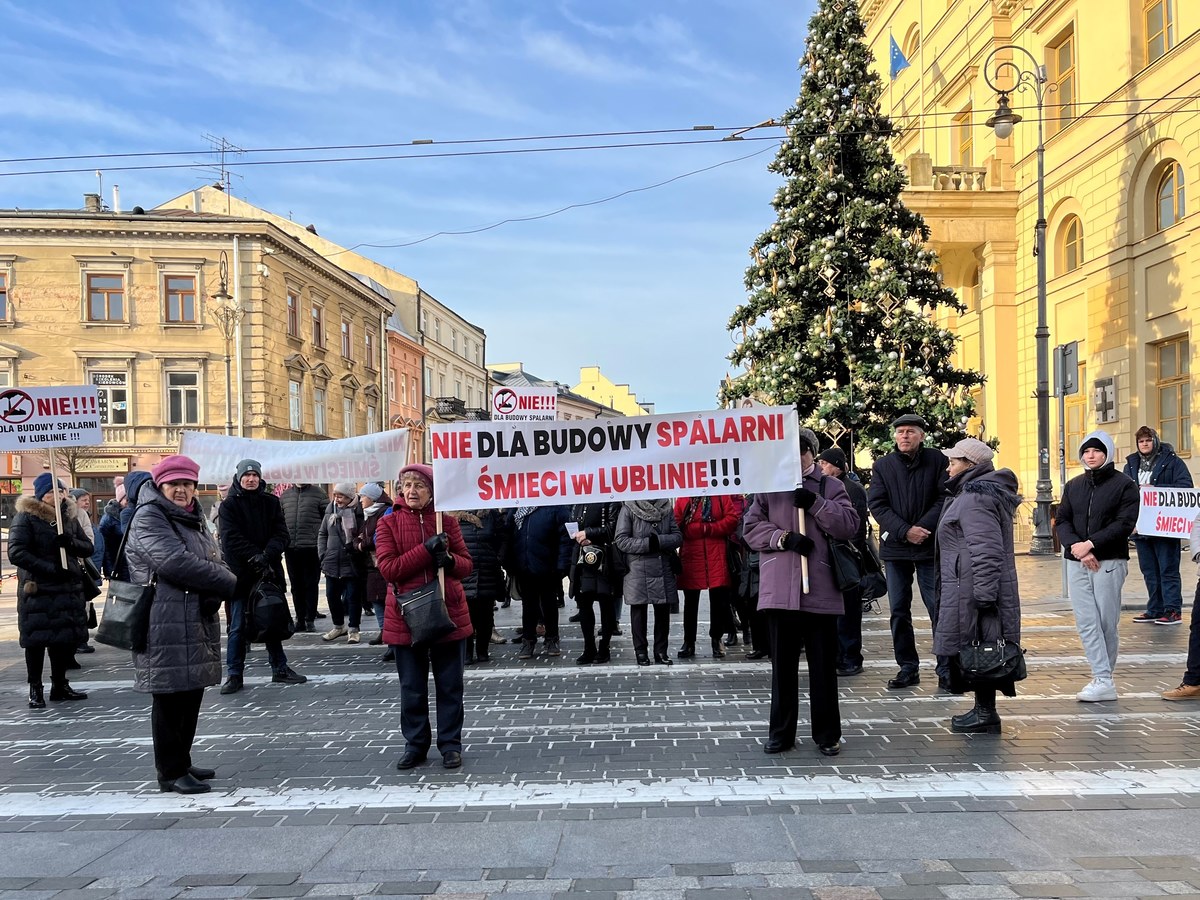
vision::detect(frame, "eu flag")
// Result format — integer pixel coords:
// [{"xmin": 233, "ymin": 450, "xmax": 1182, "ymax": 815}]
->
[{"xmin": 889, "ymin": 35, "xmax": 911, "ymax": 80}]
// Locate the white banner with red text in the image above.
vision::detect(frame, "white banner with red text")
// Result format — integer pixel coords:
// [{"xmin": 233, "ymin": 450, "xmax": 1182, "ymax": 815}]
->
[
  {"xmin": 179, "ymin": 429, "xmax": 410, "ymax": 486},
  {"xmin": 1135, "ymin": 485, "xmax": 1200, "ymax": 539},
  {"xmin": 430, "ymin": 407, "xmax": 801, "ymax": 510}
]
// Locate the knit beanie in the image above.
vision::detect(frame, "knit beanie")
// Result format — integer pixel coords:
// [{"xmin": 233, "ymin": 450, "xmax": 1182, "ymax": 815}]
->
[
  {"xmin": 332, "ymin": 481, "xmax": 356, "ymax": 499},
  {"xmin": 234, "ymin": 458, "xmax": 262, "ymax": 481},
  {"xmin": 33, "ymin": 473, "xmax": 66, "ymax": 501},
  {"xmin": 358, "ymin": 483, "xmax": 383, "ymax": 502},
  {"xmin": 817, "ymin": 448, "xmax": 848, "ymax": 472},
  {"xmin": 68, "ymin": 488, "xmax": 90, "ymax": 500},
  {"xmin": 1079, "ymin": 437, "xmax": 1108, "ymax": 458},
  {"xmin": 152, "ymin": 454, "xmax": 201, "ymax": 487}
]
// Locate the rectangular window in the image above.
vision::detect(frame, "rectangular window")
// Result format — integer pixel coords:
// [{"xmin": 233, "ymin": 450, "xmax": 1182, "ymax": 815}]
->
[
  {"xmin": 367, "ymin": 404, "xmax": 377, "ymax": 434},
  {"xmin": 289, "ymin": 380, "xmax": 302, "ymax": 430},
  {"xmin": 343, "ymin": 397, "xmax": 354, "ymax": 437},
  {"xmin": 388, "ymin": 368, "xmax": 397, "ymax": 401},
  {"xmin": 166, "ymin": 372, "xmax": 200, "ymax": 425},
  {"xmin": 87, "ymin": 273, "xmax": 124, "ymax": 322},
  {"xmin": 1049, "ymin": 30, "xmax": 1075, "ymax": 133},
  {"xmin": 91, "ymin": 372, "xmax": 129, "ymax": 425},
  {"xmin": 455, "ymin": 379, "xmax": 462, "ymax": 400},
  {"xmin": 341, "ymin": 320, "xmax": 352, "ymax": 358},
  {"xmin": 452, "ymin": 330, "xmax": 458, "ymax": 354},
  {"xmin": 434, "ymin": 318, "xmax": 441, "ymax": 343},
  {"xmin": 411, "ymin": 383, "xmax": 418, "ymax": 407},
  {"xmin": 1146, "ymin": 0, "xmax": 1175, "ymax": 64},
  {"xmin": 164, "ymin": 275, "xmax": 197, "ymax": 323},
  {"xmin": 0, "ymin": 271, "xmax": 9, "ymax": 321},
  {"xmin": 954, "ymin": 106, "xmax": 972, "ymax": 166},
  {"xmin": 365, "ymin": 331, "xmax": 377, "ymax": 369},
  {"xmin": 439, "ymin": 373, "xmax": 446, "ymax": 396},
  {"xmin": 1157, "ymin": 337, "xmax": 1191, "ymax": 453},
  {"xmin": 311, "ymin": 304, "xmax": 325, "ymax": 348},
  {"xmin": 425, "ymin": 366, "xmax": 433, "ymax": 392},
  {"xmin": 313, "ymin": 386, "xmax": 327, "ymax": 434},
  {"xmin": 287, "ymin": 291, "xmax": 299, "ymax": 337}
]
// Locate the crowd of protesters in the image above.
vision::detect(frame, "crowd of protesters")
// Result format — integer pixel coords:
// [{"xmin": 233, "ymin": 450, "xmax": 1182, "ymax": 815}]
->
[{"xmin": 9, "ymin": 414, "xmax": 1200, "ymax": 785}]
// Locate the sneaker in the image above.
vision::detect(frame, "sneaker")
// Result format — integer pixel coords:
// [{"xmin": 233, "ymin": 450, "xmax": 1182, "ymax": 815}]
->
[
  {"xmin": 518, "ymin": 639, "xmax": 535, "ymax": 660},
  {"xmin": 1077, "ymin": 678, "xmax": 1118, "ymax": 702},
  {"xmin": 272, "ymin": 667, "xmax": 308, "ymax": 685},
  {"xmin": 1163, "ymin": 682, "xmax": 1200, "ymax": 701},
  {"xmin": 347, "ymin": 629, "xmax": 361, "ymax": 644},
  {"xmin": 1156, "ymin": 611, "xmax": 1183, "ymax": 625},
  {"xmin": 322, "ymin": 625, "xmax": 348, "ymax": 642},
  {"xmin": 1131, "ymin": 612, "xmax": 1158, "ymax": 623},
  {"xmin": 545, "ymin": 639, "xmax": 561, "ymax": 657}
]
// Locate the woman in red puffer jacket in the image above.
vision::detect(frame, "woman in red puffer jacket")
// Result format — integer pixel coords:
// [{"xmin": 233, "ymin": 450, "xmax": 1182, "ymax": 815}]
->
[
  {"xmin": 674, "ymin": 494, "xmax": 741, "ymax": 659},
  {"xmin": 376, "ymin": 463, "xmax": 473, "ymax": 772}
]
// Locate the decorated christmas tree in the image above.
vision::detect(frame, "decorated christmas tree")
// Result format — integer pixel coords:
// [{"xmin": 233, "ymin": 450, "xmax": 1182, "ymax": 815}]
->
[{"xmin": 722, "ymin": 0, "xmax": 985, "ymax": 457}]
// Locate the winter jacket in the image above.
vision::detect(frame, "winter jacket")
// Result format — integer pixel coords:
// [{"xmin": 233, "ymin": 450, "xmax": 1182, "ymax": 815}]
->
[
  {"xmin": 505, "ymin": 505, "xmax": 572, "ymax": 578},
  {"xmin": 1056, "ymin": 430, "xmax": 1139, "ymax": 561},
  {"xmin": 98, "ymin": 500, "xmax": 123, "ymax": 578},
  {"xmin": 1124, "ymin": 440, "xmax": 1193, "ymax": 542},
  {"xmin": 744, "ymin": 469, "xmax": 860, "ymax": 616},
  {"xmin": 673, "ymin": 495, "xmax": 741, "ymax": 591},
  {"xmin": 357, "ymin": 492, "xmax": 393, "ymax": 606},
  {"xmin": 219, "ymin": 480, "xmax": 290, "ymax": 596},
  {"xmin": 115, "ymin": 471, "xmax": 154, "ymax": 578},
  {"xmin": 279, "ymin": 484, "xmax": 329, "ymax": 550},
  {"xmin": 933, "ymin": 463, "xmax": 1022, "ymax": 659},
  {"xmin": 567, "ymin": 502, "xmax": 624, "ymax": 599},
  {"xmin": 452, "ymin": 509, "xmax": 509, "ymax": 603},
  {"xmin": 614, "ymin": 503, "xmax": 682, "ymax": 606},
  {"xmin": 317, "ymin": 500, "xmax": 366, "ymax": 578},
  {"xmin": 10, "ymin": 495, "xmax": 92, "ymax": 649},
  {"xmin": 867, "ymin": 445, "xmax": 948, "ymax": 561},
  {"xmin": 377, "ymin": 498, "xmax": 474, "ymax": 646},
  {"xmin": 126, "ymin": 484, "xmax": 236, "ymax": 694}
]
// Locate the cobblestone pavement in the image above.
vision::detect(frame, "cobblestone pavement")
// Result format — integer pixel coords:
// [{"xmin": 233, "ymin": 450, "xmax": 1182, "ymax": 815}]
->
[{"xmin": 0, "ymin": 554, "xmax": 1198, "ymax": 898}]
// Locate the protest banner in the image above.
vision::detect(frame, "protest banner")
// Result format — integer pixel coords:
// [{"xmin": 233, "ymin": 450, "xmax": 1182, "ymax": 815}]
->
[
  {"xmin": 491, "ymin": 385, "xmax": 557, "ymax": 421},
  {"xmin": 180, "ymin": 429, "xmax": 410, "ymax": 485},
  {"xmin": 1135, "ymin": 485, "xmax": 1200, "ymax": 538},
  {"xmin": 431, "ymin": 407, "xmax": 801, "ymax": 510},
  {"xmin": 0, "ymin": 385, "xmax": 102, "ymax": 450}
]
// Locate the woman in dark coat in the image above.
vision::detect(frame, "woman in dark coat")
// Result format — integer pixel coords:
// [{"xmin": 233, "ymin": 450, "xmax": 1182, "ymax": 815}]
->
[
  {"xmin": 614, "ymin": 500, "xmax": 682, "ymax": 666},
  {"xmin": 674, "ymin": 494, "xmax": 741, "ymax": 659},
  {"xmin": 567, "ymin": 502, "xmax": 623, "ymax": 665},
  {"xmin": 127, "ymin": 455, "xmax": 236, "ymax": 795},
  {"xmin": 10, "ymin": 473, "xmax": 92, "ymax": 708},
  {"xmin": 356, "ymin": 483, "xmax": 393, "ymax": 656},
  {"xmin": 934, "ymin": 438, "xmax": 1023, "ymax": 735},
  {"xmin": 451, "ymin": 508, "xmax": 509, "ymax": 664},
  {"xmin": 377, "ymin": 463, "xmax": 474, "ymax": 770}
]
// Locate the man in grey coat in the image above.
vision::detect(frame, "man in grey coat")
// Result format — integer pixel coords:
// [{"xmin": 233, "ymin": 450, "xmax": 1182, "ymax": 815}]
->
[{"xmin": 280, "ymin": 483, "xmax": 328, "ymax": 632}]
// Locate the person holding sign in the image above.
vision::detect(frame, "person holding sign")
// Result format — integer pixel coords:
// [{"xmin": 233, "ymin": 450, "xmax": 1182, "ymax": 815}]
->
[
  {"xmin": 10, "ymin": 474, "xmax": 93, "ymax": 708},
  {"xmin": 614, "ymin": 500, "xmax": 683, "ymax": 666},
  {"xmin": 744, "ymin": 427, "xmax": 859, "ymax": 757}
]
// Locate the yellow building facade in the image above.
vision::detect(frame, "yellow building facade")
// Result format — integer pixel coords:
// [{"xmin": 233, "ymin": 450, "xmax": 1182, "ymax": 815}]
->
[
  {"xmin": 573, "ymin": 366, "xmax": 653, "ymax": 417},
  {"xmin": 0, "ymin": 197, "xmax": 394, "ymax": 497},
  {"xmin": 862, "ymin": 0, "xmax": 1200, "ymax": 508}
]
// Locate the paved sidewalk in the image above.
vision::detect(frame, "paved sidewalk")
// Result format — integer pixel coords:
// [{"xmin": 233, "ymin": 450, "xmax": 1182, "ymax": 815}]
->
[{"xmin": 0, "ymin": 554, "xmax": 1196, "ymax": 898}]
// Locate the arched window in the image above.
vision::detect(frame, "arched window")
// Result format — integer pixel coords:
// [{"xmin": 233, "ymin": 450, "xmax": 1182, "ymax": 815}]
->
[
  {"xmin": 1156, "ymin": 161, "xmax": 1186, "ymax": 231},
  {"xmin": 1060, "ymin": 215, "xmax": 1084, "ymax": 273},
  {"xmin": 963, "ymin": 265, "xmax": 981, "ymax": 312},
  {"xmin": 904, "ymin": 26, "xmax": 920, "ymax": 61}
]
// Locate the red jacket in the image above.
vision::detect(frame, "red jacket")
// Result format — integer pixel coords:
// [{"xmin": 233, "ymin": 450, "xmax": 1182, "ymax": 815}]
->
[
  {"xmin": 673, "ymin": 495, "xmax": 741, "ymax": 590},
  {"xmin": 377, "ymin": 500, "xmax": 474, "ymax": 646}
]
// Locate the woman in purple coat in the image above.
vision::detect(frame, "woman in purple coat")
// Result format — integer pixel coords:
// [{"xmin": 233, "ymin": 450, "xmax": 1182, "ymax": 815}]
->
[{"xmin": 744, "ymin": 427, "xmax": 859, "ymax": 757}]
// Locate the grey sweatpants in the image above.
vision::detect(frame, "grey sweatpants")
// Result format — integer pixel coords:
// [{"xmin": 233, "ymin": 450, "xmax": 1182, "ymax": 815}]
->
[{"xmin": 1068, "ymin": 558, "xmax": 1127, "ymax": 680}]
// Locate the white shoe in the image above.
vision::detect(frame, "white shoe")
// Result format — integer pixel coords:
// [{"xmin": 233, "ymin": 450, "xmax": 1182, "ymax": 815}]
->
[
  {"xmin": 322, "ymin": 625, "xmax": 348, "ymax": 642},
  {"xmin": 347, "ymin": 629, "xmax": 360, "ymax": 644},
  {"xmin": 1077, "ymin": 678, "xmax": 1118, "ymax": 702}
]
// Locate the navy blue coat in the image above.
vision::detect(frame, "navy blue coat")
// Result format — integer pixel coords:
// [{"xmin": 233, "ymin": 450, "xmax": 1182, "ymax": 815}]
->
[
  {"xmin": 1124, "ymin": 441, "xmax": 1193, "ymax": 541},
  {"xmin": 505, "ymin": 506, "xmax": 572, "ymax": 578}
]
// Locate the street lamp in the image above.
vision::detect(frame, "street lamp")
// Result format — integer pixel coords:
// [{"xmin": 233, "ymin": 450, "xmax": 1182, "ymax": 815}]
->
[
  {"xmin": 984, "ymin": 44, "xmax": 1054, "ymax": 556},
  {"xmin": 208, "ymin": 250, "xmax": 243, "ymax": 436}
]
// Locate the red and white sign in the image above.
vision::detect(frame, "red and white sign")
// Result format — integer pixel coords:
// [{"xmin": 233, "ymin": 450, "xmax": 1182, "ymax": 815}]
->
[
  {"xmin": 431, "ymin": 407, "xmax": 802, "ymax": 510},
  {"xmin": 1135, "ymin": 486, "xmax": 1200, "ymax": 538},
  {"xmin": 491, "ymin": 386, "xmax": 557, "ymax": 421},
  {"xmin": 0, "ymin": 386, "xmax": 102, "ymax": 451}
]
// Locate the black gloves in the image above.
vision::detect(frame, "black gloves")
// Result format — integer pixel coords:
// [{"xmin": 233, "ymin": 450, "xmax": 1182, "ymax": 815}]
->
[
  {"xmin": 249, "ymin": 553, "xmax": 269, "ymax": 573},
  {"xmin": 793, "ymin": 487, "xmax": 818, "ymax": 510},
  {"xmin": 54, "ymin": 531, "xmax": 75, "ymax": 549},
  {"xmin": 782, "ymin": 532, "xmax": 815, "ymax": 556},
  {"xmin": 975, "ymin": 599, "xmax": 998, "ymax": 611},
  {"xmin": 423, "ymin": 533, "xmax": 447, "ymax": 556},
  {"xmin": 647, "ymin": 532, "xmax": 660, "ymax": 552}
]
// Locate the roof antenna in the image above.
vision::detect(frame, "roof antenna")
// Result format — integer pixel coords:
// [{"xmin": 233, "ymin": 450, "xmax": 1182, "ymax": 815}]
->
[{"xmin": 95, "ymin": 170, "xmax": 104, "ymax": 205}]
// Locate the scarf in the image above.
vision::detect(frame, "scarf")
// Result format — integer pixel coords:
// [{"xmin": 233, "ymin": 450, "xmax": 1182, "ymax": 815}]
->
[
  {"xmin": 624, "ymin": 499, "xmax": 670, "ymax": 522},
  {"xmin": 514, "ymin": 506, "xmax": 535, "ymax": 528},
  {"xmin": 330, "ymin": 503, "xmax": 357, "ymax": 544}
]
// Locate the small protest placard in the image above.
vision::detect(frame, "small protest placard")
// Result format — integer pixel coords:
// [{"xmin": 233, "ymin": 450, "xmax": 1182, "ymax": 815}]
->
[{"xmin": 0, "ymin": 386, "xmax": 102, "ymax": 450}]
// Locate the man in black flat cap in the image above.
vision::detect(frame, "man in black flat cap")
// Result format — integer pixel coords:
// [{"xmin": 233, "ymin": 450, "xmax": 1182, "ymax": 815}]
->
[{"xmin": 867, "ymin": 414, "xmax": 950, "ymax": 690}]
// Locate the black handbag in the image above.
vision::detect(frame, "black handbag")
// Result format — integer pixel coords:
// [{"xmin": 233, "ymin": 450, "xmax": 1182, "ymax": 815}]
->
[
  {"xmin": 395, "ymin": 578, "xmax": 455, "ymax": 647},
  {"xmin": 957, "ymin": 608, "xmax": 1027, "ymax": 686},
  {"xmin": 94, "ymin": 509, "xmax": 156, "ymax": 653},
  {"xmin": 814, "ymin": 477, "xmax": 862, "ymax": 592},
  {"xmin": 246, "ymin": 576, "xmax": 295, "ymax": 643},
  {"xmin": 86, "ymin": 601, "xmax": 97, "ymax": 629}
]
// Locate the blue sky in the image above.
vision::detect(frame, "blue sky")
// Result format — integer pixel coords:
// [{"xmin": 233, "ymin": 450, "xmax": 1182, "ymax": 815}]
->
[{"xmin": 0, "ymin": 0, "xmax": 820, "ymax": 413}]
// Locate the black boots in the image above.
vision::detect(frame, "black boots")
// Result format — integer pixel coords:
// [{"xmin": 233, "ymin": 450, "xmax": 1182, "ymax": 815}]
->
[
  {"xmin": 28, "ymin": 684, "xmax": 45, "ymax": 709},
  {"xmin": 594, "ymin": 637, "xmax": 611, "ymax": 664},
  {"xmin": 48, "ymin": 680, "xmax": 87, "ymax": 702},
  {"xmin": 677, "ymin": 643, "xmax": 695, "ymax": 659},
  {"xmin": 950, "ymin": 704, "xmax": 1002, "ymax": 734},
  {"xmin": 711, "ymin": 638, "xmax": 726, "ymax": 659}
]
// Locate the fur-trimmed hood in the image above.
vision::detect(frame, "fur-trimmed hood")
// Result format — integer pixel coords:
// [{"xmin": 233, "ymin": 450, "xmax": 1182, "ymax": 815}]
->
[
  {"xmin": 16, "ymin": 493, "xmax": 77, "ymax": 525},
  {"xmin": 962, "ymin": 468, "xmax": 1023, "ymax": 517}
]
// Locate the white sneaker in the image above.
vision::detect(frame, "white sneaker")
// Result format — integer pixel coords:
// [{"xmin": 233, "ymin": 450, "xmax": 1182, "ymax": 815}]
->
[
  {"xmin": 347, "ymin": 629, "xmax": 360, "ymax": 644},
  {"xmin": 322, "ymin": 625, "xmax": 348, "ymax": 642},
  {"xmin": 1077, "ymin": 678, "xmax": 1118, "ymax": 702}
]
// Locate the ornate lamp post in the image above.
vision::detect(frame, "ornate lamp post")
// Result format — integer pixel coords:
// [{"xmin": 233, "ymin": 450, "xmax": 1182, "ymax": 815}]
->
[
  {"xmin": 208, "ymin": 250, "xmax": 243, "ymax": 436},
  {"xmin": 984, "ymin": 45, "xmax": 1054, "ymax": 555}
]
